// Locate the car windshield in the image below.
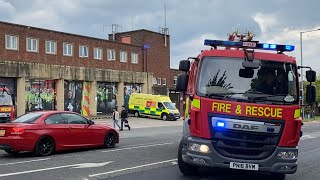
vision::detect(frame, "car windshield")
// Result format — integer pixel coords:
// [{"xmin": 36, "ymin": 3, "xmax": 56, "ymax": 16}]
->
[
  {"xmin": 0, "ymin": 90, "xmax": 13, "ymax": 106},
  {"xmin": 13, "ymin": 112, "xmax": 44, "ymax": 123},
  {"xmin": 197, "ymin": 57, "xmax": 299, "ymax": 105},
  {"xmin": 163, "ymin": 102, "xmax": 176, "ymax": 110}
]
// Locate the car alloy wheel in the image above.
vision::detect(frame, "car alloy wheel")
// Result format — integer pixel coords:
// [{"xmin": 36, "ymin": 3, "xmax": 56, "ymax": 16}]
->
[
  {"xmin": 162, "ymin": 114, "xmax": 168, "ymax": 121},
  {"xmin": 35, "ymin": 136, "xmax": 55, "ymax": 156},
  {"xmin": 104, "ymin": 132, "xmax": 117, "ymax": 148},
  {"xmin": 134, "ymin": 111, "xmax": 140, "ymax": 117}
]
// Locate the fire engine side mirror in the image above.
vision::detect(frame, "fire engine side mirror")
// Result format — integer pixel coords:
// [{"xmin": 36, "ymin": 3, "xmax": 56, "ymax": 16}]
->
[
  {"xmin": 239, "ymin": 69, "xmax": 254, "ymax": 78},
  {"xmin": 176, "ymin": 74, "xmax": 188, "ymax": 91},
  {"xmin": 306, "ymin": 70, "xmax": 316, "ymax": 82},
  {"xmin": 306, "ymin": 85, "xmax": 316, "ymax": 104},
  {"xmin": 179, "ymin": 60, "xmax": 190, "ymax": 72}
]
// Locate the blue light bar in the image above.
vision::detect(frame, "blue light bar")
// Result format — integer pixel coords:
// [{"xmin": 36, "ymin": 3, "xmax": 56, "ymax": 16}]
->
[
  {"xmin": 204, "ymin": 39, "xmax": 295, "ymax": 52},
  {"xmin": 216, "ymin": 121, "xmax": 226, "ymax": 128}
]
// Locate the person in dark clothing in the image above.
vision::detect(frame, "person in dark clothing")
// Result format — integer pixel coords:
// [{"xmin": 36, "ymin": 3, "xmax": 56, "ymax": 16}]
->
[
  {"xmin": 120, "ymin": 105, "xmax": 131, "ymax": 131},
  {"xmin": 256, "ymin": 70, "xmax": 276, "ymax": 94}
]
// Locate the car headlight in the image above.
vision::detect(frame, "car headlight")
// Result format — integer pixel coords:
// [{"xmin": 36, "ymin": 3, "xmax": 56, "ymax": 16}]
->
[
  {"xmin": 277, "ymin": 151, "xmax": 298, "ymax": 160},
  {"xmin": 188, "ymin": 142, "xmax": 210, "ymax": 153}
]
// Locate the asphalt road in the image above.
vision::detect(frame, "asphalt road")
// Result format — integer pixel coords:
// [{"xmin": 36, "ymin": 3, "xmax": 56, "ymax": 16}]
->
[{"xmin": 0, "ymin": 120, "xmax": 320, "ymax": 180}]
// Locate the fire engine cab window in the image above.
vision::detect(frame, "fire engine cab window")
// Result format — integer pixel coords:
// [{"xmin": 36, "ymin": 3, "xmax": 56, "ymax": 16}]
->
[{"xmin": 197, "ymin": 57, "xmax": 298, "ymax": 105}]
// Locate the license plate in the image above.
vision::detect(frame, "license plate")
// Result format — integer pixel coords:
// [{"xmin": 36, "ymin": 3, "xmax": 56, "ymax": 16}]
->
[
  {"xmin": 230, "ymin": 162, "xmax": 258, "ymax": 171},
  {"xmin": 0, "ymin": 108, "xmax": 11, "ymax": 111},
  {"xmin": 0, "ymin": 130, "xmax": 5, "ymax": 136},
  {"xmin": 242, "ymin": 42, "xmax": 256, "ymax": 47}
]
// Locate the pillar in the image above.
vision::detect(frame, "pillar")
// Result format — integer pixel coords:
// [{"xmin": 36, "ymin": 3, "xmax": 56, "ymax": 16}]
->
[
  {"xmin": 16, "ymin": 77, "xmax": 26, "ymax": 117},
  {"xmin": 117, "ymin": 82, "xmax": 124, "ymax": 111},
  {"xmin": 89, "ymin": 81, "xmax": 97, "ymax": 116},
  {"xmin": 142, "ymin": 73, "xmax": 153, "ymax": 94},
  {"xmin": 56, "ymin": 79, "xmax": 64, "ymax": 111}
]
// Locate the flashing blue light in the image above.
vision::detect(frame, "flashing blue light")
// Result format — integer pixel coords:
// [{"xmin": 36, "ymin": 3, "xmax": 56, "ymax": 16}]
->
[
  {"xmin": 269, "ymin": 44, "xmax": 277, "ymax": 49},
  {"xmin": 262, "ymin": 43, "xmax": 269, "ymax": 49},
  {"xmin": 204, "ymin": 39, "xmax": 295, "ymax": 52},
  {"xmin": 216, "ymin": 121, "xmax": 226, "ymax": 128},
  {"xmin": 285, "ymin": 45, "xmax": 295, "ymax": 51}
]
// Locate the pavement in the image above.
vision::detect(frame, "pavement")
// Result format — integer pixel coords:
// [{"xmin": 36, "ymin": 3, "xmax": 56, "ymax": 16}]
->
[{"xmin": 0, "ymin": 118, "xmax": 320, "ymax": 180}]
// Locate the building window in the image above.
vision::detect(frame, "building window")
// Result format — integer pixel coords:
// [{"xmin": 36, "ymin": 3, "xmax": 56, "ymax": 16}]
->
[
  {"xmin": 63, "ymin": 42, "xmax": 73, "ymax": 56},
  {"xmin": 162, "ymin": 78, "xmax": 167, "ymax": 85},
  {"xmin": 94, "ymin": 48, "xmax": 102, "ymax": 60},
  {"xmin": 131, "ymin": 53, "xmax": 138, "ymax": 64},
  {"xmin": 45, "ymin": 40, "xmax": 56, "ymax": 54},
  {"xmin": 107, "ymin": 49, "xmax": 115, "ymax": 61},
  {"xmin": 157, "ymin": 78, "xmax": 161, "ymax": 85},
  {"xmin": 5, "ymin": 34, "xmax": 18, "ymax": 50},
  {"xmin": 26, "ymin": 37, "xmax": 38, "ymax": 52},
  {"xmin": 174, "ymin": 76, "xmax": 177, "ymax": 85},
  {"xmin": 79, "ymin": 45, "xmax": 89, "ymax": 58},
  {"xmin": 120, "ymin": 51, "xmax": 127, "ymax": 62}
]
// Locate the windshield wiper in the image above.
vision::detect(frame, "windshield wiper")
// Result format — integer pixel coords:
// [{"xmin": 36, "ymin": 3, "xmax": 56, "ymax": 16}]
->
[{"xmin": 250, "ymin": 94, "xmax": 295, "ymax": 104}]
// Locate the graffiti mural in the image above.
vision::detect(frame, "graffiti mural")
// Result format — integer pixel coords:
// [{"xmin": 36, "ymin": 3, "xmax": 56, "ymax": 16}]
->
[
  {"xmin": 123, "ymin": 84, "xmax": 141, "ymax": 110},
  {"xmin": 97, "ymin": 82, "xmax": 117, "ymax": 115},
  {"xmin": 25, "ymin": 80, "xmax": 56, "ymax": 112}
]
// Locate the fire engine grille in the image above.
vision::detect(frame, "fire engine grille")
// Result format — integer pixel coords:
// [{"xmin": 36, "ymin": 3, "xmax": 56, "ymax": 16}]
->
[{"xmin": 210, "ymin": 116, "xmax": 284, "ymax": 160}]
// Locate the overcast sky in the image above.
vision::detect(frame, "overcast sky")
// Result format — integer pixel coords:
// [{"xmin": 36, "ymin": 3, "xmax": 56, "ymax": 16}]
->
[{"xmin": 1, "ymin": 0, "xmax": 319, "ymax": 72}]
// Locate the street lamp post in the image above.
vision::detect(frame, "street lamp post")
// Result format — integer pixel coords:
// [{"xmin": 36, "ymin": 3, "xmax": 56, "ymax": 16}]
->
[{"xmin": 300, "ymin": 28, "xmax": 320, "ymax": 119}]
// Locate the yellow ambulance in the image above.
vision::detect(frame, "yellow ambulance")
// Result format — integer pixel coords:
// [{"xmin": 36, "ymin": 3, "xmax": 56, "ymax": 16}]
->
[{"xmin": 128, "ymin": 93, "xmax": 180, "ymax": 120}]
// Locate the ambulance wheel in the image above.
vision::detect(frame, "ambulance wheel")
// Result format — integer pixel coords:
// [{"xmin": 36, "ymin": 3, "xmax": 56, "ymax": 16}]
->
[
  {"xmin": 161, "ymin": 113, "xmax": 168, "ymax": 121},
  {"xmin": 178, "ymin": 140, "xmax": 198, "ymax": 175},
  {"xmin": 134, "ymin": 111, "xmax": 140, "ymax": 117}
]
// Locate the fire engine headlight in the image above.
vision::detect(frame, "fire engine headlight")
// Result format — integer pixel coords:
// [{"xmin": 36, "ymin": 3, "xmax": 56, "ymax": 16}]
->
[
  {"xmin": 277, "ymin": 151, "xmax": 298, "ymax": 160},
  {"xmin": 188, "ymin": 143, "xmax": 210, "ymax": 154}
]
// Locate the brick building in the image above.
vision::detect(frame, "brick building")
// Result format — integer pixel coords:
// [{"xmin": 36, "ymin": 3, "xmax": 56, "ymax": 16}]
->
[
  {"xmin": 168, "ymin": 68, "xmax": 185, "ymax": 116},
  {"xmin": 0, "ymin": 21, "xmax": 174, "ymax": 117}
]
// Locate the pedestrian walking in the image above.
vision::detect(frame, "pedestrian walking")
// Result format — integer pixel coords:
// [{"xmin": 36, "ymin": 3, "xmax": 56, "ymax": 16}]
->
[
  {"xmin": 120, "ymin": 105, "xmax": 131, "ymax": 131},
  {"xmin": 112, "ymin": 108, "xmax": 121, "ymax": 130}
]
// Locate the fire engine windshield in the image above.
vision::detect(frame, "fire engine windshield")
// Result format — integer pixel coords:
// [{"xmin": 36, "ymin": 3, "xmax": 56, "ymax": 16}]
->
[
  {"xmin": 197, "ymin": 57, "xmax": 299, "ymax": 105},
  {"xmin": 0, "ymin": 90, "xmax": 13, "ymax": 106}
]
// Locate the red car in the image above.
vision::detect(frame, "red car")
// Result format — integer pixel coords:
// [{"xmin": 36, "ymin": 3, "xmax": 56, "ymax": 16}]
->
[{"xmin": 0, "ymin": 111, "xmax": 119, "ymax": 156}]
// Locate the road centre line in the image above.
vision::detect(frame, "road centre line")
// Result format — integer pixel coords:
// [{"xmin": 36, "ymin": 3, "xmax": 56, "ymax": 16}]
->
[
  {"xmin": 89, "ymin": 159, "xmax": 177, "ymax": 178},
  {"xmin": 0, "ymin": 158, "xmax": 50, "ymax": 166},
  {"xmin": 0, "ymin": 161, "xmax": 113, "ymax": 178},
  {"xmin": 118, "ymin": 142, "xmax": 173, "ymax": 149},
  {"xmin": 101, "ymin": 142, "xmax": 174, "ymax": 152}
]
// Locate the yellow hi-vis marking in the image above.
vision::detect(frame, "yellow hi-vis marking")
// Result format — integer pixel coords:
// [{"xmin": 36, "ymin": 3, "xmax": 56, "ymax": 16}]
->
[
  {"xmin": 191, "ymin": 99, "xmax": 200, "ymax": 109},
  {"xmin": 294, "ymin": 109, "xmax": 301, "ymax": 119}
]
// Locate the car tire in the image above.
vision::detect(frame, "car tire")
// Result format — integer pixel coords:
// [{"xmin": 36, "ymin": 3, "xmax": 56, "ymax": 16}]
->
[
  {"xmin": 270, "ymin": 173, "xmax": 286, "ymax": 180},
  {"xmin": 162, "ymin": 113, "xmax": 168, "ymax": 121},
  {"xmin": 4, "ymin": 150, "xmax": 19, "ymax": 155},
  {"xmin": 104, "ymin": 131, "xmax": 117, "ymax": 148},
  {"xmin": 134, "ymin": 111, "xmax": 140, "ymax": 117},
  {"xmin": 34, "ymin": 136, "xmax": 55, "ymax": 156},
  {"xmin": 178, "ymin": 140, "xmax": 198, "ymax": 176}
]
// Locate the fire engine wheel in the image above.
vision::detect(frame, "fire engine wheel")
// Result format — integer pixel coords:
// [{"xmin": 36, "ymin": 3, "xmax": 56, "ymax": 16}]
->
[
  {"xmin": 178, "ymin": 140, "xmax": 198, "ymax": 176},
  {"xmin": 134, "ymin": 111, "xmax": 140, "ymax": 117},
  {"xmin": 161, "ymin": 113, "xmax": 168, "ymax": 121},
  {"xmin": 270, "ymin": 173, "xmax": 286, "ymax": 180}
]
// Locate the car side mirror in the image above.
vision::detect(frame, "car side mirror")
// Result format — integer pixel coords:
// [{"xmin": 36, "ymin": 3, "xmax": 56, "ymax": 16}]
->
[
  {"xmin": 176, "ymin": 74, "xmax": 188, "ymax": 91},
  {"xmin": 88, "ymin": 120, "xmax": 95, "ymax": 125}
]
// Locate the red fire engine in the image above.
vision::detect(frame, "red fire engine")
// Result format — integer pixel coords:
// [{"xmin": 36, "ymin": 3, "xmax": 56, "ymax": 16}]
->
[
  {"xmin": 0, "ymin": 84, "xmax": 15, "ymax": 123},
  {"xmin": 176, "ymin": 32, "xmax": 317, "ymax": 179}
]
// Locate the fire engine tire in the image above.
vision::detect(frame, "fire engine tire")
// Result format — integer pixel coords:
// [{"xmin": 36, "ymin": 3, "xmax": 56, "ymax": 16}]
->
[
  {"xmin": 178, "ymin": 140, "xmax": 199, "ymax": 176},
  {"xmin": 161, "ymin": 113, "xmax": 168, "ymax": 121},
  {"xmin": 270, "ymin": 173, "xmax": 286, "ymax": 180}
]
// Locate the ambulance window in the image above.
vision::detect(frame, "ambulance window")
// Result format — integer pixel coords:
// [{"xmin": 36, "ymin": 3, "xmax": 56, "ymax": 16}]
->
[{"xmin": 158, "ymin": 102, "xmax": 164, "ymax": 110}]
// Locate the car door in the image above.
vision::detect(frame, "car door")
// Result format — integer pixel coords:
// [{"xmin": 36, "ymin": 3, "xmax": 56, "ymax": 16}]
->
[
  {"xmin": 44, "ymin": 114, "xmax": 68, "ymax": 148},
  {"xmin": 61, "ymin": 113, "xmax": 97, "ymax": 146}
]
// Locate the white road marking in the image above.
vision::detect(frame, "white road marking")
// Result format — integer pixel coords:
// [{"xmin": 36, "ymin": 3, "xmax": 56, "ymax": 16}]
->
[
  {"xmin": 89, "ymin": 159, "xmax": 177, "ymax": 178},
  {"xmin": 119, "ymin": 142, "xmax": 173, "ymax": 149},
  {"xmin": 71, "ymin": 162, "xmax": 113, "ymax": 169},
  {"xmin": 0, "ymin": 158, "xmax": 50, "ymax": 166},
  {"xmin": 171, "ymin": 162, "xmax": 178, "ymax": 165},
  {"xmin": 301, "ymin": 131, "xmax": 320, "ymax": 140},
  {"xmin": 0, "ymin": 161, "xmax": 113, "ymax": 178},
  {"xmin": 101, "ymin": 142, "xmax": 174, "ymax": 152}
]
